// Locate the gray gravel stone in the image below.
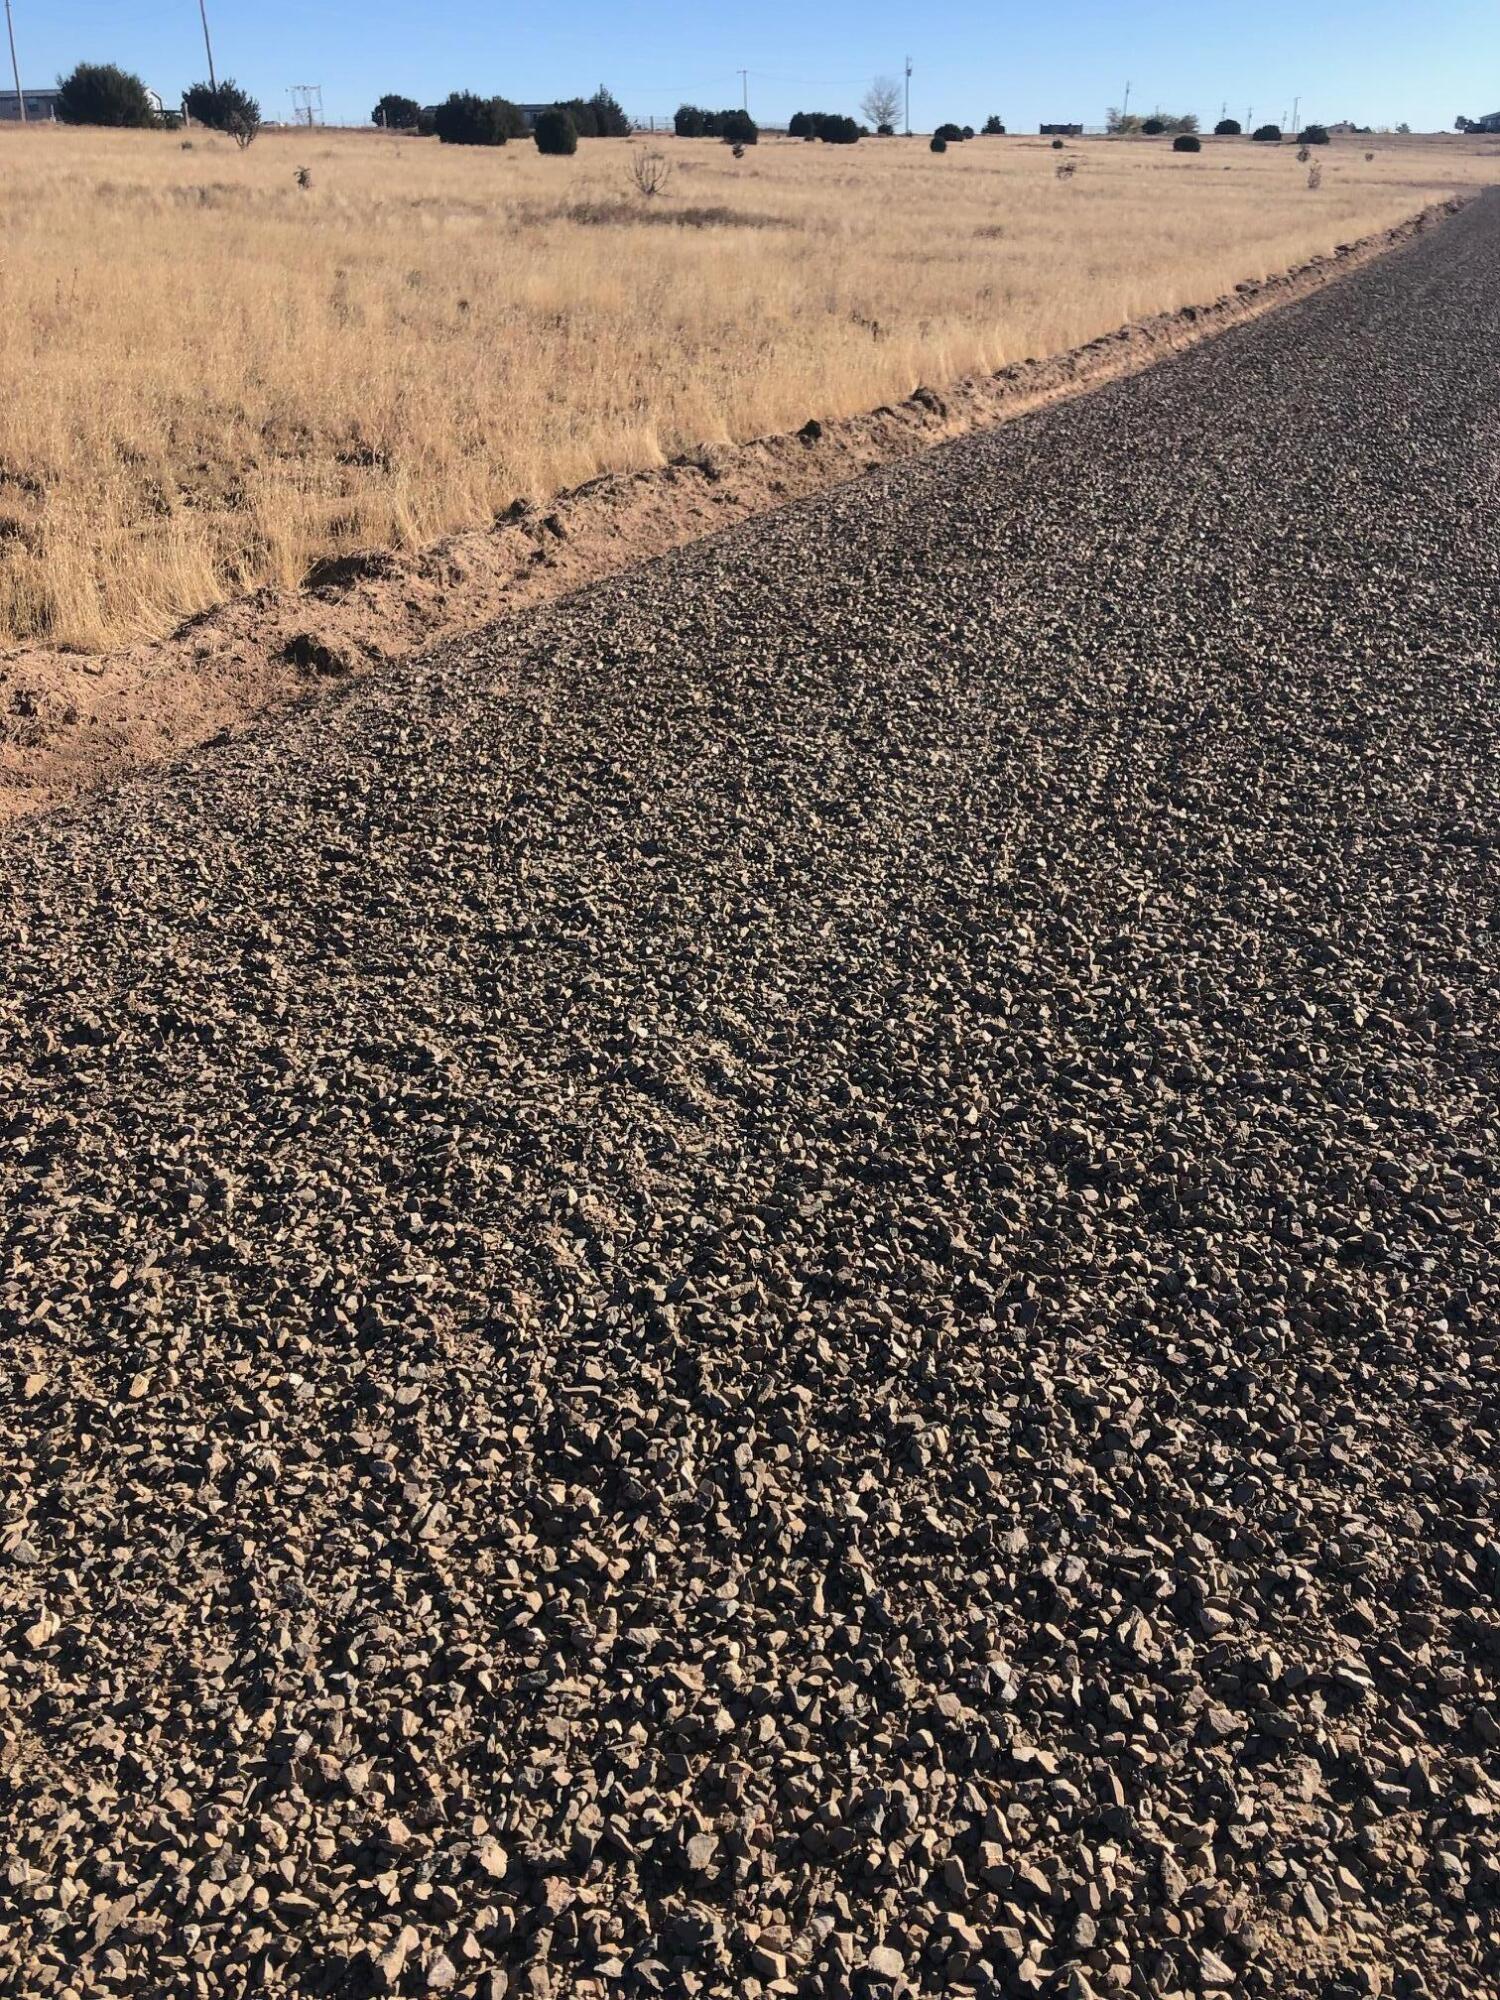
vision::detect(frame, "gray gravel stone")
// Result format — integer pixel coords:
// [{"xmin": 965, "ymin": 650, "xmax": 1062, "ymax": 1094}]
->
[{"xmin": 2, "ymin": 195, "xmax": 1498, "ymax": 2000}]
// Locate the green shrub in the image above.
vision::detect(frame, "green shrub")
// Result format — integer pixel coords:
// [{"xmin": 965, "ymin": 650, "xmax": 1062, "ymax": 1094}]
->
[
  {"xmin": 1214, "ymin": 117, "xmax": 1241, "ymax": 136},
  {"xmin": 184, "ymin": 79, "xmax": 261, "ymax": 144},
  {"xmin": 930, "ymin": 134, "xmax": 947, "ymax": 153},
  {"xmin": 433, "ymin": 92, "xmax": 520, "ymax": 146},
  {"xmin": 933, "ymin": 122, "xmax": 965, "ymax": 143},
  {"xmin": 789, "ymin": 111, "xmax": 861, "ymax": 143},
  {"xmin": 373, "ymin": 93, "xmax": 420, "ymax": 130},
  {"xmin": 1142, "ymin": 117, "xmax": 1165, "ymax": 135},
  {"xmin": 876, "ymin": 122, "xmax": 895, "ymax": 136},
  {"xmin": 1299, "ymin": 124, "xmax": 1329, "ymax": 145},
  {"xmin": 55, "ymin": 62, "xmax": 158, "ymax": 127},
  {"xmin": 1252, "ymin": 123, "xmax": 1282, "ymax": 142},
  {"xmin": 1173, "ymin": 133, "xmax": 1201, "ymax": 152},
  {"xmin": 554, "ymin": 87, "xmax": 628, "ymax": 138},
  {"xmin": 982, "ymin": 115, "xmax": 1005, "ymax": 134},
  {"xmin": 677, "ymin": 104, "xmax": 753, "ymax": 140},
  {"xmin": 534, "ymin": 107, "xmax": 578, "ymax": 155},
  {"xmin": 588, "ymin": 85, "xmax": 630, "ymax": 137}
]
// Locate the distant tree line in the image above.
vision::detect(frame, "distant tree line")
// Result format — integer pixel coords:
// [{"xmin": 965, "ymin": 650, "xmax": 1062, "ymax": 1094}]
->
[
  {"xmin": 673, "ymin": 105, "xmax": 758, "ymax": 144},
  {"xmin": 788, "ymin": 111, "xmax": 863, "ymax": 143},
  {"xmin": 411, "ymin": 85, "xmax": 629, "ymax": 147},
  {"xmin": 1108, "ymin": 109, "xmax": 1200, "ymax": 135}
]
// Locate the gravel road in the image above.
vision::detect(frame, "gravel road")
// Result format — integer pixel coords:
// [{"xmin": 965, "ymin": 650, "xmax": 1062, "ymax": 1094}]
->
[{"xmin": 3, "ymin": 196, "xmax": 1498, "ymax": 2000}]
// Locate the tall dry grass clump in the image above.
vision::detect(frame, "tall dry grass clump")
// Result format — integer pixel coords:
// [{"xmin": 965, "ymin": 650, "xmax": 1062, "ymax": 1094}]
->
[{"xmin": 0, "ymin": 125, "xmax": 1494, "ymax": 649}]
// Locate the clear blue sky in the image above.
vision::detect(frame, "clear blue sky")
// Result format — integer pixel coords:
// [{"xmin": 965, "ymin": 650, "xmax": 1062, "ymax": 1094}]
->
[{"xmin": 12, "ymin": 0, "xmax": 1497, "ymax": 133}]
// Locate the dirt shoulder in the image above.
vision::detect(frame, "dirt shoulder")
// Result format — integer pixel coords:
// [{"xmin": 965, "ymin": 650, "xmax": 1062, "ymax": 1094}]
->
[{"xmin": 0, "ymin": 195, "xmax": 1468, "ymax": 825}]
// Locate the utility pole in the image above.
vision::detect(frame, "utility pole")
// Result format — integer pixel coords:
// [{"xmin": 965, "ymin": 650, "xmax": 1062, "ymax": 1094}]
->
[
  {"xmin": 737, "ymin": 68, "xmax": 748, "ymax": 113},
  {"xmin": 1291, "ymin": 93, "xmax": 1300, "ymax": 134},
  {"xmin": 198, "ymin": 0, "xmax": 217, "ymax": 93},
  {"xmin": 904, "ymin": 54, "xmax": 912, "ymax": 136},
  {"xmin": 1122, "ymin": 79, "xmax": 1131, "ymax": 122},
  {"xmin": 4, "ymin": 0, "xmax": 24, "ymax": 120}
]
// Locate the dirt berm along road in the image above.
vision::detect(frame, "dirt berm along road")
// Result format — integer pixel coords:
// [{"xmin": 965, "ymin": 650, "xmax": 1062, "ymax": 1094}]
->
[{"xmin": 3, "ymin": 196, "xmax": 1498, "ymax": 2000}]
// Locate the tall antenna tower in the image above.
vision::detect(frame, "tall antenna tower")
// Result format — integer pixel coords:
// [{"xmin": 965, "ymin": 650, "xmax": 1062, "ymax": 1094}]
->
[{"xmin": 291, "ymin": 82, "xmax": 323, "ymax": 126}]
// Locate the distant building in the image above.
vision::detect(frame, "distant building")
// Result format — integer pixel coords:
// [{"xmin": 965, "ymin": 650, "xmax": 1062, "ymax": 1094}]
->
[
  {"xmin": 0, "ymin": 89, "xmax": 61, "ymax": 121},
  {"xmin": 1039, "ymin": 122, "xmax": 1083, "ymax": 136}
]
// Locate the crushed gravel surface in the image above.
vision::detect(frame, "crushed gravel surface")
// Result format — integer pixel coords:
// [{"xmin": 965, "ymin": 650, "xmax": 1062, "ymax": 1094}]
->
[{"xmin": 3, "ymin": 195, "xmax": 1498, "ymax": 2000}]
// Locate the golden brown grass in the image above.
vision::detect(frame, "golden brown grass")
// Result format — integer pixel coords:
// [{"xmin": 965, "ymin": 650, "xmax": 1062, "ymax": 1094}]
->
[{"xmin": 1, "ymin": 124, "xmax": 1495, "ymax": 650}]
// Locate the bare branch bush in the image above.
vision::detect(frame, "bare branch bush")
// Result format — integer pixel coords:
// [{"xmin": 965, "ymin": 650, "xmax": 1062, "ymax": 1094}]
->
[{"xmin": 629, "ymin": 147, "xmax": 672, "ymax": 198}]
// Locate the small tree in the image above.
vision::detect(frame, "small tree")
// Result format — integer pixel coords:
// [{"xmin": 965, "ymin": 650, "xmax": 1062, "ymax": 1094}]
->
[
  {"xmin": 982, "ymin": 114, "xmax": 1005, "ymax": 135},
  {"xmin": 933, "ymin": 122, "xmax": 965, "ymax": 143},
  {"xmin": 1252, "ymin": 123, "xmax": 1282, "ymax": 142},
  {"xmin": 588, "ymin": 85, "xmax": 630, "ymax": 137},
  {"xmin": 1173, "ymin": 133, "xmax": 1201, "ymax": 152},
  {"xmin": 55, "ymin": 62, "xmax": 159, "ymax": 127},
  {"xmin": 930, "ymin": 134, "xmax": 947, "ymax": 153},
  {"xmin": 876, "ymin": 123, "xmax": 895, "ymax": 136},
  {"xmin": 860, "ymin": 76, "xmax": 902, "ymax": 130},
  {"xmin": 674, "ymin": 104, "xmax": 707, "ymax": 137},
  {"xmin": 184, "ymin": 79, "xmax": 261, "ymax": 144},
  {"xmin": 373, "ymin": 93, "xmax": 421, "ymax": 130},
  {"xmin": 433, "ymin": 92, "xmax": 518, "ymax": 146},
  {"xmin": 534, "ymin": 107, "xmax": 578, "ymax": 155},
  {"xmin": 1299, "ymin": 123, "xmax": 1329, "ymax": 145},
  {"xmin": 1214, "ymin": 117, "xmax": 1241, "ymax": 136},
  {"xmin": 720, "ymin": 108, "xmax": 757, "ymax": 145},
  {"xmin": 1141, "ymin": 116, "xmax": 1165, "ymax": 135}
]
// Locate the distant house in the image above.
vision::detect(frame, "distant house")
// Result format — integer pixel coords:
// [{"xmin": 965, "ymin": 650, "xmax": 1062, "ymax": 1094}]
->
[
  {"xmin": 0, "ymin": 88, "xmax": 61, "ymax": 121},
  {"xmin": 1039, "ymin": 122, "xmax": 1083, "ymax": 136},
  {"xmin": 1474, "ymin": 110, "xmax": 1500, "ymax": 132}
]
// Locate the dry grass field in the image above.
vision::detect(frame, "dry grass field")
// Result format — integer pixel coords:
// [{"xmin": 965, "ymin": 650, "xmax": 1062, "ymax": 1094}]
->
[{"xmin": 0, "ymin": 123, "xmax": 1495, "ymax": 650}]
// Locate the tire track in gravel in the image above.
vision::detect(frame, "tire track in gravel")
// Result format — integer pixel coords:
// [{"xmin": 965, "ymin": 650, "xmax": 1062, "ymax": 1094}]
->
[{"xmin": 1, "ymin": 196, "xmax": 1498, "ymax": 2000}]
